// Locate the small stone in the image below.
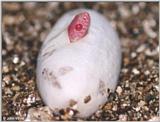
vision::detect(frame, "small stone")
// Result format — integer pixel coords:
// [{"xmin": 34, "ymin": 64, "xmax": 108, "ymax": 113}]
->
[
  {"xmin": 139, "ymin": 2, "xmax": 146, "ymax": 8},
  {"xmin": 154, "ymin": 85, "xmax": 159, "ymax": 91},
  {"xmin": 3, "ymin": 75, "xmax": 11, "ymax": 84},
  {"xmin": 131, "ymin": 52, "xmax": 137, "ymax": 58},
  {"xmin": 48, "ymin": 2, "xmax": 59, "ymax": 9},
  {"xmin": 149, "ymin": 19, "xmax": 156, "ymax": 27},
  {"xmin": 144, "ymin": 70, "xmax": 150, "ymax": 75},
  {"xmin": 118, "ymin": 22, "xmax": 127, "ymax": 34},
  {"xmin": 5, "ymin": 88, "xmax": 13, "ymax": 95},
  {"xmin": 13, "ymin": 55, "xmax": 19, "ymax": 64},
  {"xmin": 137, "ymin": 45, "xmax": 146, "ymax": 53},
  {"xmin": 3, "ymin": 3, "xmax": 21, "ymax": 11},
  {"xmin": 12, "ymin": 86, "xmax": 20, "ymax": 91},
  {"xmin": 68, "ymin": 110, "xmax": 74, "ymax": 116},
  {"xmin": 143, "ymin": 20, "xmax": 157, "ymax": 38},
  {"xmin": 118, "ymin": 6, "xmax": 130, "ymax": 18},
  {"xmin": 132, "ymin": 5, "xmax": 140, "ymax": 14},
  {"xmin": 132, "ymin": 68, "xmax": 140, "ymax": 75},
  {"xmin": 147, "ymin": 59, "xmax": 154, "ymax": 66},
  {"xmin": 27, "ymin": 94, "xmax": 36, "ymax": 106},
  {"xmin": 2, "ymin": 49, "xmax": 7, "ymax": 56},
  {"xmin": 3, "ymin": 65, "xmax": 9, "ymax": 73},
  {"xmin": 2, "ymin": 81, "xmax": 5, "ymax": 87},
  {"xmin": 144, "ymin": 106, "xmax": 149, "ymax": 111},
  {"xmin": 25, "ymin": 107, "xmax": 53, "ymax": 121},
  {"xmin": 64, "ymin": 3, "xmax": 73, "ymax": 10},
  {"xmin": 20, "ymin": 61, "xmax": 26, "ymax": 66},
  {"xmin": 145, "ymin": 49, "xmax": 158, "ymax": 56},
  {"xmin": 125, "ymin": 81, "xmax": 129, "ymax": 88},
  {"xmin": 13, "ymin": 93, "xmax": 20, "ymax": 101},
  {"xmin": 124, "ymin": 57, "xmax": 129, "ymax": 66},
  {"xmin": 134, "ymin": 106, "xmax": 141, "ymax": 112},
  {"xmin": 148, "ymin": 116, "xmax": 160, "ymax": 121},
  {"xmin": 23, "ymin": 2, "xmax": 36, "ymax": 9},
  {"xmin": 138, "ymin": 100, "xmax": 146, "ymax": 107},
  {"xmin": 104, "ymin": 103, "xmax": 112, "ymax": 110},
  {"xmin": 116, "ymin": 86, "xmax": 123, "ymax": 95},
  {"xmin": 122, "ymin": 103, "xmax": 128, "ymax": 107},
  {"xmin": 121, "ymin": 68, "xmax": 128, "ymax": 73},
  {"xmin": 3, "ymin": 15, "xmax": 16, "ymax": 26},
  {"xmin": 94, "ymin": 110, "xmax": 102, "ymax": 118},
  {"xmin": 112, "ymin": 104, "xmax": 117, "ymax": 111},
  {"xmin": 133, "ymin": 28, "xmax": 139, "ymax": 34},
  {"xmin": 119, "ymin": 114, "xmax": 127, "ymax": 121}
]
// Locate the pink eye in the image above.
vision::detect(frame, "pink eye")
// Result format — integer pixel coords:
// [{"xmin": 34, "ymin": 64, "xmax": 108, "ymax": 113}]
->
[
  {"xmin": 68, "ymin": 12, "xmax": 90, "ymax": 42},
  {"xmin": 75, "ymin": 24, "xmax": 83, "ymax": 31}
]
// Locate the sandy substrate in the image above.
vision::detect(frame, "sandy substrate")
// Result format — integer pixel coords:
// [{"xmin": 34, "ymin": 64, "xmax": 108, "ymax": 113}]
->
[{"xmin": 2, "ymin": 2, "xmax": 159, "ymax": 121}]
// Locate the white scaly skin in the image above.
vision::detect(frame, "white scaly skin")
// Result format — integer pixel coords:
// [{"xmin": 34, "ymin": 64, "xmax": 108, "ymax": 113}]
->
[{"xmin": 36, "ymin": 9, "xmax": 121, "ymax": 118}]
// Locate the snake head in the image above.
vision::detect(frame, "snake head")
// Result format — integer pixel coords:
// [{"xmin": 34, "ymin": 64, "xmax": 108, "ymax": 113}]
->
[{"xmin": 68, "ymin": 12, "xmax": 90, "ymax": 43}]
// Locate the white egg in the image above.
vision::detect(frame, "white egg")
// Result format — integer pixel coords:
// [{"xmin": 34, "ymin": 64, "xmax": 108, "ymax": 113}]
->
[{"xmin": 36, "ymin": 9, "xmax": 121, "ymax": 118}]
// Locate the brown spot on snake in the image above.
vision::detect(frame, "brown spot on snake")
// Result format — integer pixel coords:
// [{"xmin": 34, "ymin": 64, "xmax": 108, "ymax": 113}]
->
[
  {"xmin": 84, "ymin": 95, "xmax": 91, "ymax": 104},
  {"xmin": 42, "ymin": 68, "xmax": 62, "ymax": 89},
  {"xmin": 42, "ymin": 48, "xmax": 56, "ymax": 57},
  {"xmin": 58, "ymin": 66, "xmax": 73, "ymax": 76},
  {"xmin": 99, "ymin": 80, "xmax": 107, "ymax": 96}
]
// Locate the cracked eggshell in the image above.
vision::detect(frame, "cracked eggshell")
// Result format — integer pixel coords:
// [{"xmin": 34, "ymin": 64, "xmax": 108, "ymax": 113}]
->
[{"xmin": 36, "ymin": 9, "xmax": 121, "ymax": 118}]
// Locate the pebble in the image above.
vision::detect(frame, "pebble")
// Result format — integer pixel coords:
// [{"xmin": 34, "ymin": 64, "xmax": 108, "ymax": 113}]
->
[
  {"xmin": 136, "ymin": 45, "xmax": 146, "ymax": 53},
  {"xmin": 144, "ymin": 70, "xmax": 150, "ymax": 75},
  {"xmin": 3, "ymin": 3, "xmax": 20, "ymax": 11},
  {"xmin": 68, "ymin": 110, "xmax": 74, "ymax": 116},
  {"xmin": 12, "ymin": 55, "xmax": 19, "ymax": 64},
  {"xmin": 121, "ymin": 68, "xmax": 128, "ymax": 73},
  {"xmin": 3, "ymin": 65, "xmax": 9, "ymax": 73},
  {"xmin": 12, "ymin": 86, "xmax": 20, "ymax": 91},
  {"xmin": 3, "ymin": 14, "xmax": 25, "ymax": 26},
  {"xmin": 154, "ymin": 85, "xmax": 159, "ymax": 91},
  {"xmin": 5, "ymin": 88, "xmax": 13, "ymax": 95},
  {"xmin": 132, "ymin": 68, "xmax": 140, "ymax": 75},
  {"xmin": 148, "ymin": 116, "xmax": 160, "ymax": 121},
  {"xmin": 3, "ymin": 15, "xmax": 16, "ymax": 26},
  {"xmin": 119, "ymin": 114, "xmax": 127, "ymax": 121},
  {"xmin": 134, "ymin": 106, "xmax": 141, "ymax": 112},
  {"xmin": 131, "ymin": 52, "xmax": 137, "ymax": 58},
  {"xmin": 25, "ymin": 107, "xmax": 53, "ymax": 121},
  {"xmin": 138, "ymin": 100, "xmax": 146, "ymax": 107},
  {"xmin": 23, "ymin": 2, "xmax": 36, "ymax": 9},
  {"xmin": 116, "ymin": 86, "xmax": 123, "ymax": 95},
  {"xmin": 112, "ymin": 105, "xmax": 117, "ymax": 111},
  {"xmin": 132, "ymin": 5, "xmax": 140, "ymax": 15},
  {"xmin": 143, "ymin": 20, "xmax": 157, "ymax": 38},
  {"xmin": 118, "ymin": 5, "xmax": 130, "ymax": 18},
  {"xmin": 139, "ymin": 2, "xmax": 146, "ymax": 8},
  {"xmin": 20, "ymin": 61, "xmax": 26, "ymax": 67},
  {"xmin": 27, "ymin": 94, "xmax": 36, "ymax": 106},
  {"xmin": 104, "ymin": 103, "xmax": 112, "ymax": 110},
  {"xmin": 145, "ymin": 49, "xmax": 158, "ymax": 56},
  {"xmin": 3, "ymin": 75, "xmax": 11, "ymax": 85}
]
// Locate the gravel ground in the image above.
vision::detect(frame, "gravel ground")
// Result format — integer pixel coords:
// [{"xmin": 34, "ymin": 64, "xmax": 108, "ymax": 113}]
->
[{"xmin": 2, "ymin": 2, "xmax": 159, "ymax": 121}]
